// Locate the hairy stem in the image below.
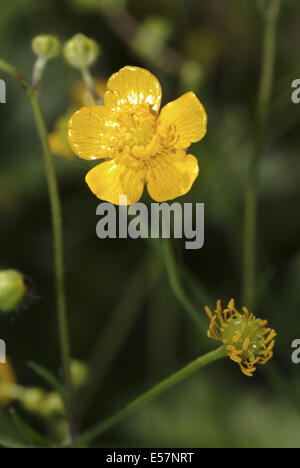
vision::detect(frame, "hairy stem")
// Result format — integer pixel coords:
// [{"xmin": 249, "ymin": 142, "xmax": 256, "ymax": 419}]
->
[
  {"xmin": 28, "ymin": 89, "xmax": 74, "ymax": 438},
  {"xmin": 0, "ymin": 57, "xmax": 74, "ymax": 438},
  {"xmin": 81, "ymin": 67, "xmax": 103, "ymax": 104}
]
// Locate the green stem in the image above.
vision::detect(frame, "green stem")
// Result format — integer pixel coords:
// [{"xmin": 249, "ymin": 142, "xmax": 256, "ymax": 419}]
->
[
  {"xmin": 32, "ymin": 56, "xmax": 47, "ymax": 90},
  {"xmin": 0, "ymin": 58, "xmax": 29, "ymax": 91},
  {"xmin": 28, "ymin": 89, "xmax": 74, "ymax": 439},
  {"xmin": 161, "ymin": 238, "xmax": 206, "ymax": 329},
  {"xmin": 81, "ymin": 67, "xmax": 103, "ymax": 104},
  {"xmin": 0, "ymin": 57, "xmax": 74, "ymax": 437},
  {"xmin": 243, "ymin": 0, "xmax": 281, "ymax": 307},
  {"xmin": 75, "ymin": 346, "xmax": 226, "ymax": 446}
]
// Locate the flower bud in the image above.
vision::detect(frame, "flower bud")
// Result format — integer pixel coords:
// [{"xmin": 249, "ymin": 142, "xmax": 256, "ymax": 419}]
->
[
  {"xmin": 0, "ymin": 269, "xmax": 26, "ymax": 313},
  {"xmin": 22, "ymin": 387, "xmax": 45, "ymax": 413},
  {"xmin": 40, "ymin": 392, "xmax": 65, "ymax": 418},
  {"xmin": 132, "ymin": 16, "xmax": 172, "ymax": 62},
  {"xmin": 32, "ymin": 35, "xmax": 61, "ymax": 60},
  {"xmin": 180, "ymin": 61, "xmax": 204, "ymax": 93},
  {"xmin": 63, "ymin": 34, "xmax": 100, "ymax": 69},
  {"xmin": 71, "ymin": 360, "xmax": 89, "ymax": 389}
]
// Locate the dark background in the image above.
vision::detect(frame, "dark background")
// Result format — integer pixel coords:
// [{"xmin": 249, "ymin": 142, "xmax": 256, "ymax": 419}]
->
[{"xmin": 0, "ymin": 0, "xmax": 300, "ymax": 448}]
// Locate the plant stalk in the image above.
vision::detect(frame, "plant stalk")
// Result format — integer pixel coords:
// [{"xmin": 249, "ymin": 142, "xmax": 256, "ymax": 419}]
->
[
  {"xmin": 0, "ymin": 57, "xmax": 74, "ymax": 438},
  {"xmin": 161, "ymin": 238, "xmax": 206, "ymax": 329},
  {"xmin": 28, "ymin": 89, "xmax": 75, "ymax": 439},
  {"xmin": 243, "ymin": 0, "xmax": 281, "ymax": 307},
  {"xmin": 81, "ymin": 67, "xmax": 103, "ymax": 104}
]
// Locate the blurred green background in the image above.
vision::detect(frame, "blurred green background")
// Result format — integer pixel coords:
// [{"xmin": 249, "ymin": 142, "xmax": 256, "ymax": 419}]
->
[{"xmin": 1, "ymin": 0, "xmax": 300, "ymax": 448}]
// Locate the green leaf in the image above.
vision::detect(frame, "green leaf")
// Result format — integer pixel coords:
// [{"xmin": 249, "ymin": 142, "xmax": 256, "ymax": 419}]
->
[
  {"xmin": 0, "ymin": 434, "xmax": 36, "ymax": 448},
  {"xmin": 28, "ymin": 361, "xmax": 66, "ymax": 407},
  {"xmin": 9, "ymin": 409, "xmax": 54, "ymax": 448}
]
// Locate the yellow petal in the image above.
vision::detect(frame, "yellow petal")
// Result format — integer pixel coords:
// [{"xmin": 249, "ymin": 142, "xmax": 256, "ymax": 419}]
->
[
  {"xmin": 68, "ymin": 106, "xmax": 119, "ymax": 160},
  {"xmin": 48, "ymin": 132, "xmax": 74, "ymax": 160},
  {"xmin": 104, "ymin": 66, "xmax": 162, "ymax": 113},
  {"xmin": 86, "ymin": 160, "xmax": 145, "ymax": 205},
  {"xmin": 158, "ymin": 92, "xmax": 207, "ymax": 149},
  {"xmin": 146, "ymin": 151, "xmax": 199, "ymax": 202}
]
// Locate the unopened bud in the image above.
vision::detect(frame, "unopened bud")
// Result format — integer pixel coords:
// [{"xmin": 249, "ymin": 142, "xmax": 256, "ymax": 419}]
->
[
  {"xmin": 71, "ymin": 360, "xmax": 89, "ymax": 389},
  {"xmin": 40, "ymin": 392, "xmax": 65, "ymax": 418},
  {"xmin": 22, "ymin": 387, "xmax": 45, "ymax": 413},
  {"xmin": 63, "ymin": 34, "xmax": 100, "ymax": 69},
  {"xmin": 32, "ymin": 35, "xmax": 61, "ymax": 60},
  {"xmin": 180, "ymin": 61, "xmax": 204, "ymax": 93},
  {"xmin": 0, "ymin": 269, "xmax": 26, "ymax": 313}
]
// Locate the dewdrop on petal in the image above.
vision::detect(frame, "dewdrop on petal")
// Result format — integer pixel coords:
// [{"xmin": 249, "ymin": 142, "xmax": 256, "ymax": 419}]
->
[
  {"xmin": 32, "ymin": 35, "xmax": 61, "ymax": 60},
  {"xmin": 63, "ymin": 34, "xmax": 100, "ymax": 69},
  {"xmin": 0, "ymin": 269, "xmax": 27, "ymax": 313},
  {"xmin": 205, "ymin": 299, "xmax": 276, "ymax": 377}
]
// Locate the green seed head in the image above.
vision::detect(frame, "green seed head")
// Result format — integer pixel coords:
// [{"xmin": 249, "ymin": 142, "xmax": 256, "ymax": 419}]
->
[{"xmin": 222, "ymin": 315, "xmax": 266, "ymax": 361}]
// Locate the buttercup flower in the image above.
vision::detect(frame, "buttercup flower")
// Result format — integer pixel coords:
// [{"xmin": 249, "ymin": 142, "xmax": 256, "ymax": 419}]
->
[
  {"xmin": 205, "ymin": 299, "xmax": 276, "ymax": 377},
  {"xmin": 67, "ymin": 66, "xmax": 207, "ymax": 205},
  {"xmin": 49, "ymin": 78, "xmax": 107, "ymax": 160}
]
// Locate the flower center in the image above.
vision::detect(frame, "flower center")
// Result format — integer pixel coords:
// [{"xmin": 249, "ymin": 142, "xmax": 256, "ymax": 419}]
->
[
  {"xmin": 117, "ymin": 107, "xmax": 156, "ymax": 155},
  {"xmin": 111, "ymin": 105, "xmax": 179, "ymax": 166},
  {"xmin": 222, "ymin": 315, "xmax": 266, "ymax": 361}
]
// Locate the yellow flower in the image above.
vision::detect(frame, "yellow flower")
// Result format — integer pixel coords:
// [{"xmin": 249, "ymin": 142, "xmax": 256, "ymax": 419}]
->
[
  {"xmin": 67, "ymin": 66, "xmax": 207, "ymax": 205},
  {"xmin": 0, "ymin": 358, "xmax": 17, "ymax": 405},
  {"xmin": 205, "ymin": 299, "xmax": 276, "ymax": 377},
  {"xmin": 49, "ymin": 78, "xmax": 107, "ymax": 160}
]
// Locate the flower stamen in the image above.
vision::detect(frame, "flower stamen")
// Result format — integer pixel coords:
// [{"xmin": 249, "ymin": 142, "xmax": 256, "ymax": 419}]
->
[{"xmin": 205, "ymin": 299, "xmax": 276, "ymax": 377}]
